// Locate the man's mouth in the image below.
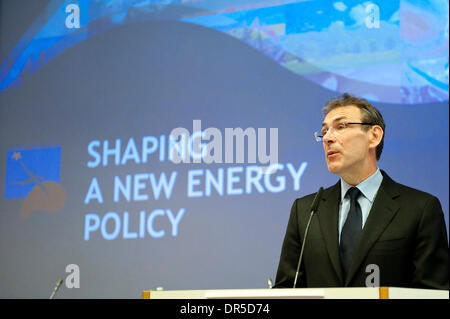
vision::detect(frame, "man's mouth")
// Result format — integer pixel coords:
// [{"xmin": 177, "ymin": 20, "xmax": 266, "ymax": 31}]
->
[{"xmin": 327, "ymin": 150, "xmax": 340, "ymax": 158}]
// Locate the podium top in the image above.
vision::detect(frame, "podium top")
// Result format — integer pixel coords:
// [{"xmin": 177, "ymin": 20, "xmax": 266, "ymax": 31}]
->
[{"xmin": 142, "ymin": 287, "xmax": 449, "ymax": 299}]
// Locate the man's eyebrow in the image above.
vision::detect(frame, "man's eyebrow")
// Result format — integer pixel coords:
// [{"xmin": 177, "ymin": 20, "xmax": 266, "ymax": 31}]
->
[{"xmin": 322, "ymin": 116, "xmax": 347, "ymax": 127}]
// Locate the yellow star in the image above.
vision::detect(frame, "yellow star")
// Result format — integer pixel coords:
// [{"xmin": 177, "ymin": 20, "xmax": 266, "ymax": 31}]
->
[{"xmin": 12, "ymin": 152, "xmax": 21, "ymax": 161}]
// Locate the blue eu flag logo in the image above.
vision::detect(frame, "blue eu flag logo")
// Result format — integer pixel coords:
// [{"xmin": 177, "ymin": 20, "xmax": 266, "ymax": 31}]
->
[{"xmin": 4, "ymin": 147, "xmax": 66, "ymax": 218}]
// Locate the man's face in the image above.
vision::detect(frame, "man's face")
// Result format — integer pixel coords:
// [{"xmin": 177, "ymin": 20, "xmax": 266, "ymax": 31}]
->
[{"xmin": 321, "ymin": 105, "xmax": 372, "ymax": 178}]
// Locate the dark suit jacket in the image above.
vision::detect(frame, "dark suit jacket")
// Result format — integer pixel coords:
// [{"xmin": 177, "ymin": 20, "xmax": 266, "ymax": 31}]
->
[{"xmin": 274, "ymin": 170, "xmax": 449, "ymax": 289}]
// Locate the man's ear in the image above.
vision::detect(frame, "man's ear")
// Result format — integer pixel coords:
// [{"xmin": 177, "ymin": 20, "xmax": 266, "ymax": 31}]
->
[{"xmin": 369, "ymin": 125, "xmax": 383, "ymax": 149}]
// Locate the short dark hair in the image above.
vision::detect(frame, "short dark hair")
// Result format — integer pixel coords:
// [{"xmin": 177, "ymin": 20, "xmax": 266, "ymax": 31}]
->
[{"xmin": 322, "ymin": 93, "xmax": 385, "ymax": 160}]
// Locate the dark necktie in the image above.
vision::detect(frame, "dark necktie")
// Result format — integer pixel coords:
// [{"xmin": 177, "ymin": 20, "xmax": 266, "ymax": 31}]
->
[{"xmin": 340, "ymin": 187, "xmax": 362, "ymax": 279}]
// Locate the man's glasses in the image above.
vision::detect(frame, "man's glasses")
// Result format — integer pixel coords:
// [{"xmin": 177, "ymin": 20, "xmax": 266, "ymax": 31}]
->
[{"xmin": 314, "ymin": 122, "xmax": 376, "ymax": 142}]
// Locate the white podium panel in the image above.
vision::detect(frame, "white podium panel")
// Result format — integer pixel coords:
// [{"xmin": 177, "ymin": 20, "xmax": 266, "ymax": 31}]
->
[{"xmin": 142, "ymin": 287, "xmax": 449, "ymax": 299}]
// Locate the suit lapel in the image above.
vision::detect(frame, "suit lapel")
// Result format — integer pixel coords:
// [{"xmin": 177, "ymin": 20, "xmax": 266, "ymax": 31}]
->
[
  {"xmin": 317, "ymin": 182, "xmax": 344, "ymax": 285},
  {"xmin": 344, "ymin": 172, "xmax": 400, "ymax": 285}
]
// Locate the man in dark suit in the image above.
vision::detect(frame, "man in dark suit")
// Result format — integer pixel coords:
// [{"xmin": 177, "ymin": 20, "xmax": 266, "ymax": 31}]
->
[{"xmin": 274, "ymin": 93, "xmax": 449, "ymax": 289}]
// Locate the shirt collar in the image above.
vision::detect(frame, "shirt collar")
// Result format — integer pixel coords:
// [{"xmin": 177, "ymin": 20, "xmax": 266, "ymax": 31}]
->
[{"xmin": 340, "ymin": 168, "xmax": 383, "ymax": 202}]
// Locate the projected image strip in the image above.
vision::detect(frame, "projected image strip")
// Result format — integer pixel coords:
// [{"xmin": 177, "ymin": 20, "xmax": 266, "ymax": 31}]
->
[{"xmin": 1, "ymin": 0, "xmax": 448, "ymax": 104}]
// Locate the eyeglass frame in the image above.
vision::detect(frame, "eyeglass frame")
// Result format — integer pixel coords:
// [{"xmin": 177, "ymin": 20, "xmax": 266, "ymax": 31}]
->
[{"xmin": 314, "ymin": 122, "xmax": 377, "ymax": 142}]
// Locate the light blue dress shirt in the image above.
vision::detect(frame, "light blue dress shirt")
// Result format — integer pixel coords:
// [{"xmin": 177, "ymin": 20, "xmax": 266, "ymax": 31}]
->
[{"xmin": 338, "ymin": 168, "xmax": 383, "ymax": 244}]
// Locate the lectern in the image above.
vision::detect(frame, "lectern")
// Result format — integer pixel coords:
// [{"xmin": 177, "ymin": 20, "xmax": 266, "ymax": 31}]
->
[{"xmin": 142, "ymin": 287, "xmax": 449, "ymax": 299}]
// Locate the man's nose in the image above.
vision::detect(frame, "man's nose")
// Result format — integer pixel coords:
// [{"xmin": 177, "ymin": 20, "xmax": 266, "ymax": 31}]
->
[{"xmin": 322, "ymin": 129, "xmax": 336, "ymax": 143}]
